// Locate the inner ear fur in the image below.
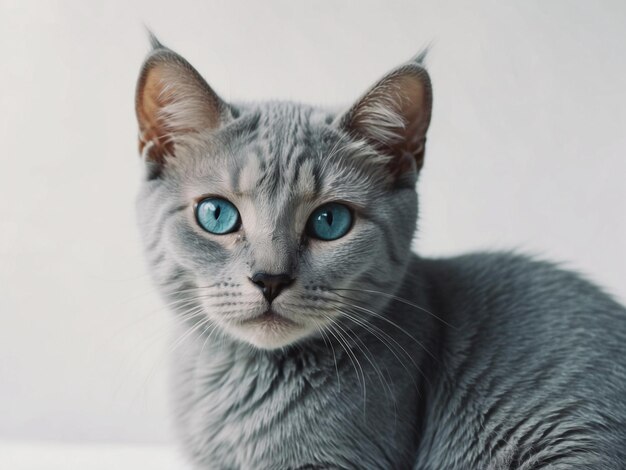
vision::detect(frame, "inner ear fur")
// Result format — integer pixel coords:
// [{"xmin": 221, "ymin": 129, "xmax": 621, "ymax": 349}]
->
[
  {"xmin": 338, "ymin": 62, "xmax": 432, "ymax": 175},
  {"xmin": 135, "ymin": 48, "xmax": 231, "ymax": 164}
]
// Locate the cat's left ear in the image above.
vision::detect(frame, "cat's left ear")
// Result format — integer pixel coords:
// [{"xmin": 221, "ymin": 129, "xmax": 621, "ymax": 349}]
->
[{"xmin": 337, "ymin": 56, "xmax": 432, "ymax": 176}]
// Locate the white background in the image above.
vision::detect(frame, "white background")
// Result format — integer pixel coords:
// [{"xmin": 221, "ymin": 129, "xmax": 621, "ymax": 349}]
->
[{"xmin": 1, "ymin": 0, "xmax": 625, "ymax": 447}]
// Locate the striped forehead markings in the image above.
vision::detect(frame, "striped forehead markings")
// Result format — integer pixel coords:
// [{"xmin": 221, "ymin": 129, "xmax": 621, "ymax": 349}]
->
[{"xmin": 226, "ymin": 104, "xmax": 352, "ymax": 205}]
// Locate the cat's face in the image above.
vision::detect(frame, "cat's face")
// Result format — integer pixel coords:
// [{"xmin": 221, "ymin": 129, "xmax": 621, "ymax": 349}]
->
[{"xmin": 135, "ymin": 43, "xmax": 431, "ymax": 349}]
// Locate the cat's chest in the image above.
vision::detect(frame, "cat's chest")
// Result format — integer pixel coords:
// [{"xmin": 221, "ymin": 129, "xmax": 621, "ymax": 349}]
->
[
  {"xmin": 193, "ymin": 352, "xmax": 313, "ymax": 436},
  {"xmin": 179, "ymin": 349, "xmax": 330, "ymax": 466},
  {"xmin": 174, "ymin": 345, "xmax": 406, "ymax": 469}
]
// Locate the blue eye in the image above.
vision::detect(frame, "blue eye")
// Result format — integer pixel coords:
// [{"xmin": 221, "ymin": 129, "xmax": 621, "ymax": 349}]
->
[
  {"xmin": 195, "ymin": 197, "xmax": 241, "ymax": 235},
  {"xmin": 307, "ymin": 203, "xmax": 352, "ymax": 241}
]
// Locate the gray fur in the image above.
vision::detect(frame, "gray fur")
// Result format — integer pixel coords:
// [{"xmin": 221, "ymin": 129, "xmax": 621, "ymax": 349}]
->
[{"xmin": 134, "ymin": 40, "xmax": 626, "ymax": 469}]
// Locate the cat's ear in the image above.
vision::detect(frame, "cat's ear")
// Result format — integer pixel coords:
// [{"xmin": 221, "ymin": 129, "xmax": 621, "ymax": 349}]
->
[
  {"xmin": 135, "ymin": 37, "xmax": 232, "ymax": 164},
  {"xmin": 337, "ymin": 55, "xmax": 432, "ymax": 176}
]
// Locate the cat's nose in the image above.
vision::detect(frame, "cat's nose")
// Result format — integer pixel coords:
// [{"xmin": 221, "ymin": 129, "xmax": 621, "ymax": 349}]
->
[{"xmin": 250, "ymin": 272, "xmax": 294, "ymax": 303}]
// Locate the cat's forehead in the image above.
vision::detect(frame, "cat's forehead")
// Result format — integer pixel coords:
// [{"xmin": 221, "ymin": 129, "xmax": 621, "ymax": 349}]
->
[
  {"xmin": 255, "ymin": 100, "xmax": 334, "ymax": 135},
  {"xmin": 229, "ymin": 102, "xmax": 334, "ymax": 195},
  {"xmin": 175, "ymin": 101, "xmax": 390, "ymax": 208}
]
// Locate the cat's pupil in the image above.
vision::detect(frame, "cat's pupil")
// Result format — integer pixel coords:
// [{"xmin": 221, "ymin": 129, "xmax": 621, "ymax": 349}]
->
[
  {"xmin": 325, "ymin": 211, "xmax": 333, "ymax": 225},
  {"xmin": 214, "ymin": 206, "xmax": 221, "ymax": 219}
]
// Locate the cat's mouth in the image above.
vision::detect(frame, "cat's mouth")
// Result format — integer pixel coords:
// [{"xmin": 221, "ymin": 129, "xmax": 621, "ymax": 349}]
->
[
  {"xmin": 223, "ymin": 307, "xmax": 310, "ymax": 349},
  {"xmin": 241, "ymin": 309, "xmax": 297, "ymax": 327}
]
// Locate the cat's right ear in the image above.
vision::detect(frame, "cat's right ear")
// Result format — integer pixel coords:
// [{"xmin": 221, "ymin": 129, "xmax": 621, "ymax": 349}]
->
[{"xmin": 135, "ymin": 38, "xmax": 232, "ymax": 166}]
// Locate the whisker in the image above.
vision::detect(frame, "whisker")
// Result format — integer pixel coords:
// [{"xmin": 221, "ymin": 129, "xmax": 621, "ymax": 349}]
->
[
  {"xmin": 328, "ymin": 287, "xmax": 456, "ymax": 330},
  {"xmin": 127, "ymin": 304, "xmax": 208, "ymax": 407},
  {"xmin": 167, "ymin": 309, "xmax": 211, "ymax": 355},
  {"xmin": 313, "ymin": 321, "xmax": 342, "ymax": 392},
  {"xmin": 278, "ymin": 299, "xmax": 428, "ymax": 390},
  {"xmin": 332, "ymin": 305, "xmax": 426, "ymax": 392},
  {"xmin": 328, "ymin": 314, "xmax": 397, "ymax": 415},
  {"xmin": 329, "ymin": 293, "xmax": 438, "ymax": 362},
  {"xmin": 199, "ymin": 321, "xmax": 221, "ymax": 356},
  {"xmin": 320, "ymin": 315, "xmax": 366, "ymax": 409}
]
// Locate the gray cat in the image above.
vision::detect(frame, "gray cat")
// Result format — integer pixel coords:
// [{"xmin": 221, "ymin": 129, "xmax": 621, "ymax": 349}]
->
[{"xmin": 134, "ymin": 36, "xmax": 626, "ymax": 469}]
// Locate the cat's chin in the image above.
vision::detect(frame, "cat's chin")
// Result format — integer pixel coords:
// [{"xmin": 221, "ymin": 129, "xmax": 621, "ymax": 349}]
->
[{"xmin": 221, "ymin": 311, "xmax": 314, "ymax": 350}]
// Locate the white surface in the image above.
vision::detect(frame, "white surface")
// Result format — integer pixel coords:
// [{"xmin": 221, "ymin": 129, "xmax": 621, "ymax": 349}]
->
[
  {"xmin": 0, "ymin": 0, "xmax": 625, "ymax": 446},
  {"xmin": 0, "ymin": 440, "xmax": 185, "ymax": 470}
]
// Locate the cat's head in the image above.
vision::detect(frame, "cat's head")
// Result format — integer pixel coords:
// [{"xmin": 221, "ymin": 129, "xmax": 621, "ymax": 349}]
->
[{"xmin": 135, "ymin": 39, "xmax": 432, "ymax": 349}]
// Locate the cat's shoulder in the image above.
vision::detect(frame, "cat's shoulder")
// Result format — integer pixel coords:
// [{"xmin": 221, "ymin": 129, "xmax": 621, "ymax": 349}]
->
[
  {"xmin": 417, "ymin": 250, "xmax": 625, "ymax": 326},
  {"xmin": 421, "ymin": 249, "xmax": 587, "ymax": 279}
]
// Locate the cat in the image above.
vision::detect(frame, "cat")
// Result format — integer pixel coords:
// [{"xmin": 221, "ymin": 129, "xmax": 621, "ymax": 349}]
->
[{"xmin": 134, "ymin": 35, "xmax": 626, "ymax": 469}]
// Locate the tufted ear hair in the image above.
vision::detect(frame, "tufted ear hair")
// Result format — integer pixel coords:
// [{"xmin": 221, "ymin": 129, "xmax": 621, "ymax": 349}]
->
[
  {"xmin": 337, "ymin": 53, "xmax": 432, "ymax": 176},
  {"xmin": 135, "ymin": 35, "xmax": 232, "ymax": 165}
]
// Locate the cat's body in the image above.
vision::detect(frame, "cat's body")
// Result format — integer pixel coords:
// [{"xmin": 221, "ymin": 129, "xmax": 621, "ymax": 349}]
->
[
  {"xmin": 168, "ymin": 253, "xmax": 626, "ymax": 469},
  {"xmin": 134, "ymin": 38, "xmax": 626, "ymax": 469}
]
